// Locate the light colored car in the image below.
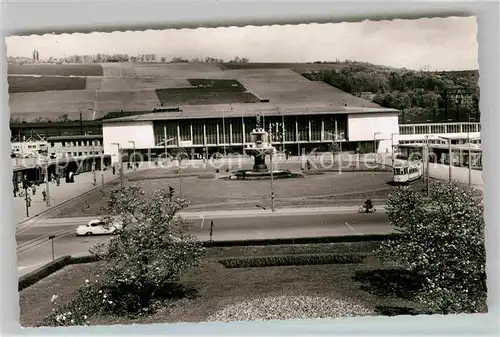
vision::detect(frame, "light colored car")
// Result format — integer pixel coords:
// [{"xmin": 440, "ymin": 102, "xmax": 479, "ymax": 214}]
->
[{"xmin": 76, "ymin": 219, "xmax": 123, "ymax": 236}]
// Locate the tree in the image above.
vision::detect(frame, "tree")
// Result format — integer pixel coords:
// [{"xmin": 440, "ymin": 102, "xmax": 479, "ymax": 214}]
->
[
  {"xmin": 45, "ymin": 185, "xmax": 204, "ymax": 326},
  {"xmin": 377, "ymin": 181, "xmax": 486, "ymax": 314},
  {"xmin": 161, "ymin": 57, "xmax": 166, "ymax": 62},
  {"xmin": 56, "ymin": 113, "xmax": 70, "ymax": 122}
]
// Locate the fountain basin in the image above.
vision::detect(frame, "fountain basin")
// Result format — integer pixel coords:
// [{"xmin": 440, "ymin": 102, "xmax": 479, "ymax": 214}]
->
[{"xmin": 221, "ymin": 169, "xmax": 304, "ymax": 180}]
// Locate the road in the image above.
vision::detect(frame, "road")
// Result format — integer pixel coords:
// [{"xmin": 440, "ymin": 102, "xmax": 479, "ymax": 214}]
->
[{"xmin": 17, "ymin": 207, "xmax": 392, "ymax": 277}]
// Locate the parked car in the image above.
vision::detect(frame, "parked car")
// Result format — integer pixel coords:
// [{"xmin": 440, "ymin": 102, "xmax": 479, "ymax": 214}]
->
[{"xmin": 76, "ymin": 218, "xmax": 123, "ymax": 236}]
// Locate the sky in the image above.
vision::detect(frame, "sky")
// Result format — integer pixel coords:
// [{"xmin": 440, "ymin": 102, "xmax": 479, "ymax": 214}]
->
[{"xmin": 6, "ymin": 16, "xmax": 478, "ymax": 71}]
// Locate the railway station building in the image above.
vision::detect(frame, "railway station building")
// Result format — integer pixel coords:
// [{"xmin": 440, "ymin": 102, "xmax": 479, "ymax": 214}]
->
[{"xmin": 101, "ymin": 103, "xmax": 401, "ymax": 163}]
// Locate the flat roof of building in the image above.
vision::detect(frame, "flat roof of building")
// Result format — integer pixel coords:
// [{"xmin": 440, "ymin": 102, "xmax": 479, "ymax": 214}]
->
[
  {"xmin": 46, "ymin": 134, "xmax": 103, "ymax": 141},
  {"xmin": 102, "ymin": 103, "xmax": 399, "ymax": 123}
]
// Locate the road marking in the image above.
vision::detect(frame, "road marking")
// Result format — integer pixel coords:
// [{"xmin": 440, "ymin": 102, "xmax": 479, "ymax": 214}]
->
[{"xmin": 344, "ymin": 221, "xmax": 359, "ymax": 234}]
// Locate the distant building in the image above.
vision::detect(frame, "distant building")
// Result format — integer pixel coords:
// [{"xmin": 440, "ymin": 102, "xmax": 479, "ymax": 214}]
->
[
  {"xmin": 47, "ymin": 135, "xmax": 104, "ymax": 160},
  {"xmin": 11, "ymin": 139, "xmax": 48, "ymax": 158}
]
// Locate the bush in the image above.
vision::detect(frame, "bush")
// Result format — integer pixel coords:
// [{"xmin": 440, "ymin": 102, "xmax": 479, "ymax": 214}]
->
[
  {"xmin": 377, "ymin": 181, "xmax": 486, "ymax": 314},
  {"xmin": 219, "ymin": 253, "xmax": 367, "ymax": 268},
  {"xmin": 46, "ymin": 185, "xmax": 205, "ymax": 325}
]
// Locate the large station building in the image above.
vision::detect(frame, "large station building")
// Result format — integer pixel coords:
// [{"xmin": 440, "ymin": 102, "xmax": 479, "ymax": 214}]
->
[{"xmin": 102, "ymin": 103, "xmax": 400, "ymax": 162}]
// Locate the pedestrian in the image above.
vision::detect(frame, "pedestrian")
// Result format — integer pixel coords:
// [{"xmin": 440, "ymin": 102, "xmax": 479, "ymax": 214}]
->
[
  {"xmin": 32, "ymin": 185, "xmax": 36, "ymax": 195},
  {"xmin": 112, "ymin": 165, "xmax": 116, "ymax": 175},
  {"xmin": 13, "ymin": 186, "xmax": 17, "ymax": 197},
  {"xmin": 42, "ymin": 190, "xmax": 47, "ymax": 202}
]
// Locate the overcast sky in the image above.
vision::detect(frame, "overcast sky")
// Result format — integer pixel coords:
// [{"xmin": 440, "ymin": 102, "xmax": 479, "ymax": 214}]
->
[{"xmin": 6, "ymin": 16, "xmax": 477, "ymax": 71}]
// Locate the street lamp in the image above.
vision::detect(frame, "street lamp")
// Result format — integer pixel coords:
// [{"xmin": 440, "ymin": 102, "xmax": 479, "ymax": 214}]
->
[
  {"xmin": 438, "ymin": 136, "xmax": 453, "ymax": 182},
  {"xmin": 128, "ymin": 140, "xmax": 136, "ymax": 171},
  {"xmin": 111, "ymin": 142, "xmax": 124, "ymax": 188},
  {"xmin": 44, "ymin": 156, "xmax": 50, "ymax": 207},
  {"xmin": 373, "ymin": 132, "xmax": 381, "ymax": 154},
  {"xmin": 222, "ymin": 110, "xmax": 227, "ymax": 158},
  {"xmin": 467, "ymin": 113, "xmax": 472, "ymax": 186},
  {"xmin": 390, "ymin": 133, "xmax": 399, "ymax": 167}
]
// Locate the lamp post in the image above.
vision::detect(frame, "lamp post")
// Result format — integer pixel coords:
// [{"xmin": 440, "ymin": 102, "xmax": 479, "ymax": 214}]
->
[
  {"xmin": 390, "ymin": 133, "xmax": 399, "ymax": 167},
  {"xmin": 111, "ymin": 142, "xmax": 124, "ymax": 188},
  {"xmin": 270, "ymin": 151, "xmax": 275, "ymax": 212},
  {"xmin": 373, "ymin": 132, "xmax": 381, "ymax": 164},
  {"xmin": 467, "ymin": 114, "xmax": 472, "ymax": 186},
  {"xmin": 222, "ymin": 110, "xmax": 227, "ymax": 158},
  {"xmin": 44, "ymin": 157, "xmax": 50, "ymax": 206},
  {"xmin": 91, "ymin": 144, "xmax": 96, "ymax": 186},
  {"xmin": 438, "ymin": 136, "xmax": 453, "ymax": 182},
  {"xmin": 128, "ymin": 141, "xmax": 136, "ymax": 171}
]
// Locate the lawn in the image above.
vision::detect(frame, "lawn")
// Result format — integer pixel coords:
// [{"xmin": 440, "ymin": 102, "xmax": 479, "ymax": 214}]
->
[
  {"xmin": 8, "ymin": 76, "xmax": 87, "ymax": 93},
  {"xmin": 46, "ymin": 168, "xmax": 399, "ymax": 218},
  {"xmin": 19, "ymin": 241, "xmax": 428, "ymax": 327},
  {"xmin": 8, "ymin": 63, "xmax": 103, "ymax": 76}
]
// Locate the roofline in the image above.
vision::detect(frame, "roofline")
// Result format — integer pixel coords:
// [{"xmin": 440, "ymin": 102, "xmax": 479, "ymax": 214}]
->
[
  {"xmin": 103, "ymin": 106, "xmax": 400, "ymax": 123},
  {"xmin": 46, "ymin": 135, "xmax": 103, "ymax": 141}
]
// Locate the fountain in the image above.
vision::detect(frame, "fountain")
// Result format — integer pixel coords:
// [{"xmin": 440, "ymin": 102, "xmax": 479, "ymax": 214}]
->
[{"xmin": 228, "ymin": 114, "xmax": 302, "ymax": 180}]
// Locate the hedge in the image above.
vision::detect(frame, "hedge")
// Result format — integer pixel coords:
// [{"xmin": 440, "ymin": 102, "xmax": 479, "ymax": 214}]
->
[
  {"xmin": 18, "ymin": 256, "xmax": 72, "ymax": 291},
  {"xmin": 201, "ymin": 233, "xmax": 401, "ymax": 248},
  {"xmin": 219, "ymin": 253, "xmax": 367, "ymax": 268},
  {"xmin": 18, "ymin": 254, "xmax": 101, "ymax": 291}
]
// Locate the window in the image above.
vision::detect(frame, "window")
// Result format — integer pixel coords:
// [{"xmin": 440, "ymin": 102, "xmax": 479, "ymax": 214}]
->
[{"xmin": 78, "ymin": 152, "xmax": 83, "ymax": 156}]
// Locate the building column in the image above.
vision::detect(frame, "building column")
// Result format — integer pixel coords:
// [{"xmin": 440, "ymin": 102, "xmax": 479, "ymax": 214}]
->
[
  {"xmin": 308, "ymin": 119, "xmax": 312, "ymax": 142},
  {"xmin": 190, "ymin": 122, "xmax": 194, "ymax": 143},
  {"xmin": 176, "ymin": 123, "xmax": 181, "ymax": 147},
  {"xmin": 242, "ymin": 120, "xmax": 246, "ymax": 145},
  {"xmin": 321, "ymin": 118, "xmax": 325, "ymax": 141},
  {"xmin": 295, "ymin": 118, "xmax": 299, "ymax": 142},
  {"xmin": 216, "ymin": 123, "xmax": 220, "ymax": 145},
  {"xmin": 203, "ymin": 123, "xmax": 207, "ymax": 145},
  {"xmin": 229, "ymin": 122, "xmax": 233, "ymax": 145}
]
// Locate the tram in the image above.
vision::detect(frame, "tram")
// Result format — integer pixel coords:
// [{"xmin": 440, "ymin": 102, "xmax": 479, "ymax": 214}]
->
[{"xmin": 393, "ymin": 160, "xmax": 423, "ymax": 184}]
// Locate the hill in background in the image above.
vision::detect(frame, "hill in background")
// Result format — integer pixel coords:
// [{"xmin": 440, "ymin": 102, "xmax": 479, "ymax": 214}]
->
[{"xmin": 7, "ymin": 61, "xmax": 478, "ymax": 124}]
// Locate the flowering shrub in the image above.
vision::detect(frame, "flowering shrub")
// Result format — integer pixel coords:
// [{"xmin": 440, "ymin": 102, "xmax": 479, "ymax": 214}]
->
[
  {"xmin": 377, "ymin": 181, "xmax": 486, "ymax": 314},
  {"xmin": 45, "ymin": 185, "xmax": 204, "ymax": 325}
]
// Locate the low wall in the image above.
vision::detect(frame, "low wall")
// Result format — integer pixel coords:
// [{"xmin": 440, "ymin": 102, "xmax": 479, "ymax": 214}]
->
[{"xmin": 428, "ymin": 163, "xmax": 483, "ymax": 188}]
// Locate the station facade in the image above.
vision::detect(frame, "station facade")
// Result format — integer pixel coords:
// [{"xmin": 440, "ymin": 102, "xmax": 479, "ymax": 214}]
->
[{"xmin": 102, "ymin": 103, "xmax": 400, "ymax": 163}]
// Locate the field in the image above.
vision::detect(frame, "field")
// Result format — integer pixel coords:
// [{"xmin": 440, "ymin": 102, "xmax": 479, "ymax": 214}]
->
[
  {"xmin": 100, "ymin": 78, "xmax": 192, "ymax": 90},
  {"xmin": 46, "ymin": 166, "xmax": 399, "ymax": 218},
  {"xmin": 155, "ymin": 79, "xmax": 260, "ymax": 106},
  {"xmin": 7, "ymin": 61, "xmax": 381, "ymax": 120},
  {"xmin": 8, "ymin": 76, "xmax": 87, "ymax": 93},
  {"xmin": 19, "ymin": 241, "xmax": 428, "ymax": 326},
  {"xmin": 8, "ymin": 63, "xmax": 103, "ymax": 76},
  {"xmin": 217, "ymin": 62, "xmax": 352, "ymax": 73}
]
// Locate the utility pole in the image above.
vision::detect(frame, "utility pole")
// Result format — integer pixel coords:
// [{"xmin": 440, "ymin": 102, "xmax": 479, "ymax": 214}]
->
[
  {"xmin": 91, "ymin": 145, "xmax": 96, "ymax": 186},
  {"xmin": 112, "ymin": 143, "xmax": 124, "ymax": 188},
  {"xmin": 179, "ymin": 155, "xmax": 183, "ymax": 199},
  {"xmin": 391, "ymin": 134, "xmax": 395, "ymax": 167},
  {"xmin": 467, "ymin": 115, "xmax": 472, "ymax": 186},
  {"xmin": 45, "ymin": 157, "xmax": 50, "ymax": 206},
  {"xmin": 270, "ymin": 151, "xmax": 275, "ymax": 212},
  {"xmin": 448, "ymin": 139, "xmax": 452, "ymax": 182},
  {"xmin": 24, "ymin": 184, "xmax": 30, "ymax": 217},
  {"xmin": 129, "ymin": 141, "xmax": 136, "ymax": 171},
  {"xmin": 424, "ymin": 135, "xmax": 430, "ymax": 196},
  {"xmin": 222, "ymin": 110, "xmax": 227, "ymax": 158}
]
